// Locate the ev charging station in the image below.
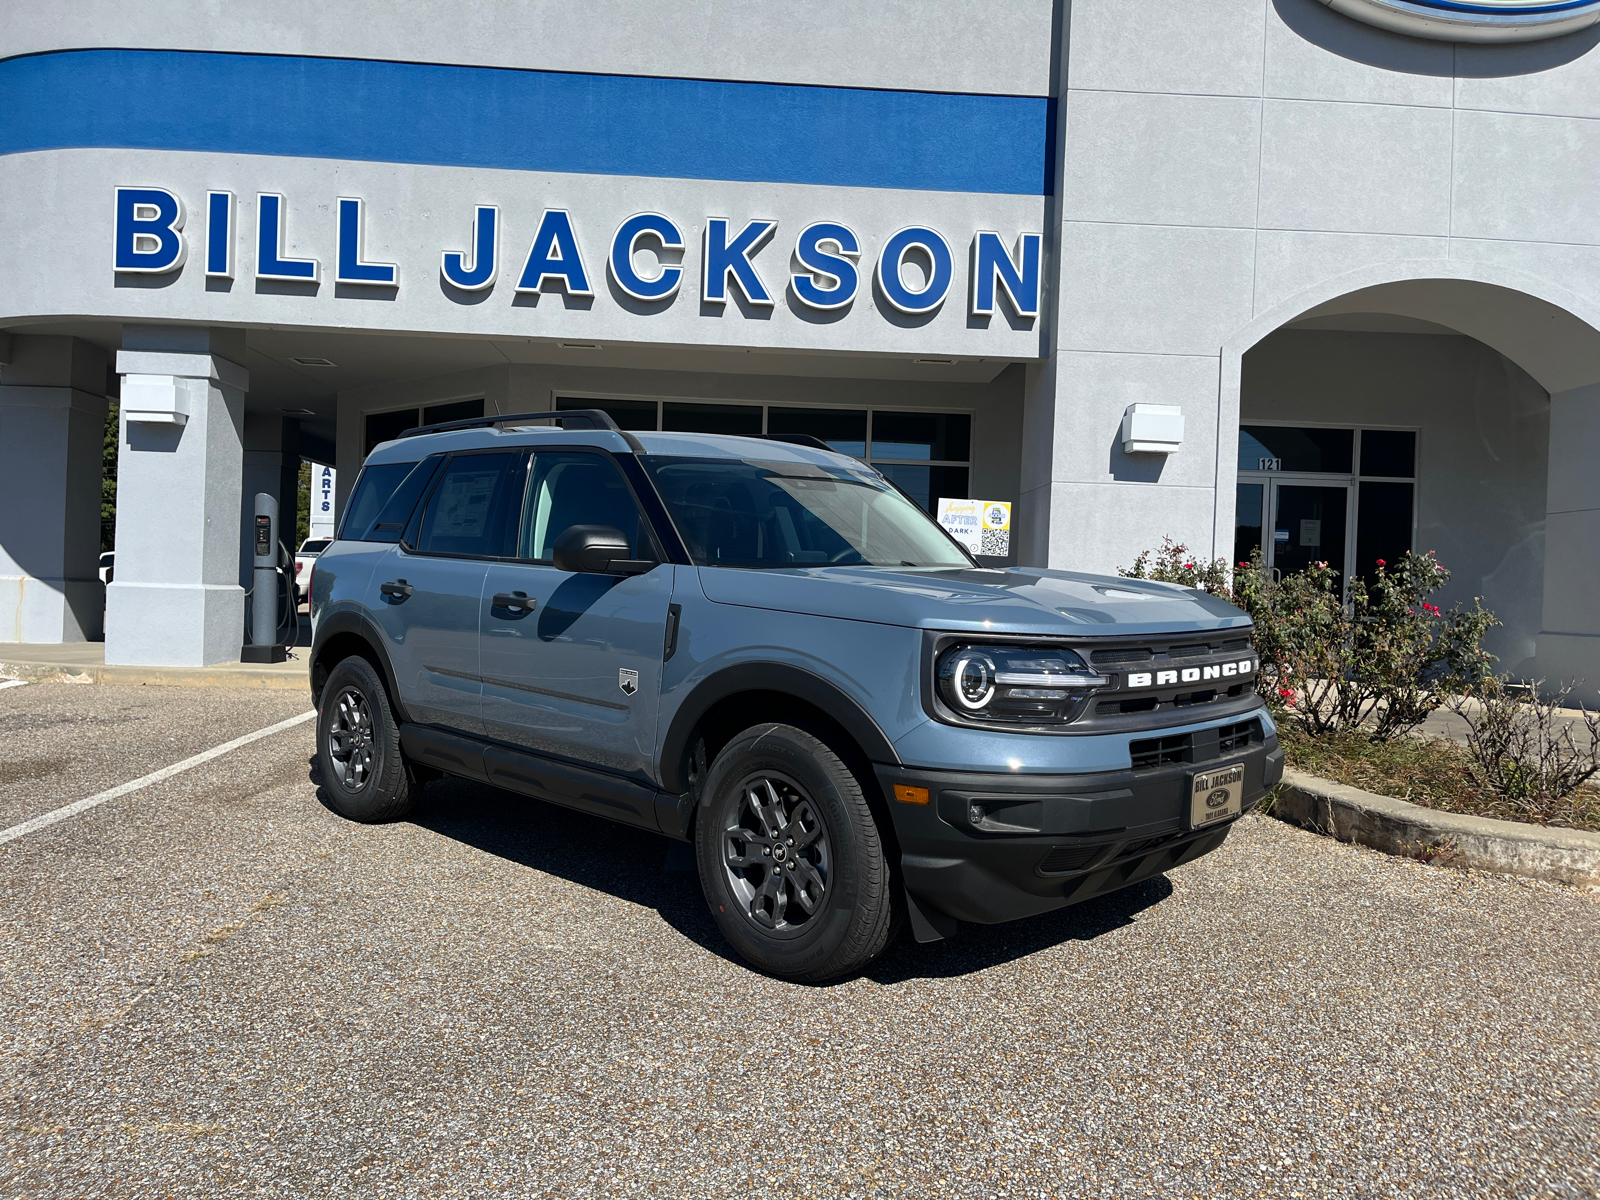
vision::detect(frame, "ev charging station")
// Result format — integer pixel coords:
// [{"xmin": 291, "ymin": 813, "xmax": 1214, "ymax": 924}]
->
[{"xmin": 241, "ymin": 492, "xmax": 291, "ymax": 663}]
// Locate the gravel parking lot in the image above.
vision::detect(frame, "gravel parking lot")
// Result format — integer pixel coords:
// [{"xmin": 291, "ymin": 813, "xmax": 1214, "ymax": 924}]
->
[{"xmin": 1, "ymin": 681, "xmax": 1596, "ymax": 1198}]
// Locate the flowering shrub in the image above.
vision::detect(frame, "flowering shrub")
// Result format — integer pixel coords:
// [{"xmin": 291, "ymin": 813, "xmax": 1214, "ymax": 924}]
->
[
  {"xmin": 1119, "ymin": 538, "xmax": 1233, "ymax": 597},
  {"xmin": 1248, "ymin": 551, "xmax": 1497, "ymax": 739},
  {"xmin": 1122, "ymin": 543, "xmax": 1497, "ymax": 741}
]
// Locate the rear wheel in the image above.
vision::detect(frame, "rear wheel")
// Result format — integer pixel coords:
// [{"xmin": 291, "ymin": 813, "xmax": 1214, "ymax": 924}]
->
[
  {"xmin": 316, "ymin": 655, "xmax": 423, "ymax": 822},
  {"xmin": 695, "ymin": 723, "xmax": 895, "ymax": 982}
]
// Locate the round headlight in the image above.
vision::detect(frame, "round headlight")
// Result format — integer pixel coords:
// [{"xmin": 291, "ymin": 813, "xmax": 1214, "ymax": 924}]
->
[
  {"xmin": 947, "ymin": 651, "xmax": 996, "ymax": 710},
  {"xmin": 935, "ymin": 643, "xmax": 1109, "ymax": 726}
]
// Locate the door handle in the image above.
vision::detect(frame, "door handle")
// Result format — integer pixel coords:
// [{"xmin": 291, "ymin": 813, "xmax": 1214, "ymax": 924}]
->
[
  {"xmin": 491, "ymin": 591, "xmax": 535, "ymax": 613},
  {"xmin": 380, "ymin": 579, "xmax": 413, "ymax": 600}
]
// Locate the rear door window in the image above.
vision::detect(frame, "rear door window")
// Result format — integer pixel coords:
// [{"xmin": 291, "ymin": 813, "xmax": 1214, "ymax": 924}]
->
[{"xmin": 414, "ymin": 452, "xmax": 525, "ymax": 558}]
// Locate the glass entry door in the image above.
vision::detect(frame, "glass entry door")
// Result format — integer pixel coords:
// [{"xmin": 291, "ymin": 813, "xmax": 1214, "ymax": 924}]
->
[
  {"xmin": 1235, "ymin": 478, "xmax": 1351, "ymax": 582},
  {"xmin": 1271, "ymin": 484, "xmax": 1348, "ymax": 579}
]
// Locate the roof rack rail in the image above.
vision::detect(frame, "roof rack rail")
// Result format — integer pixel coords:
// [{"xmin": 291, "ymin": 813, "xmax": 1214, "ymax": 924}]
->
[{"xmin": 399, "ymin": 408, "xmax": 624, "ymax": 438}]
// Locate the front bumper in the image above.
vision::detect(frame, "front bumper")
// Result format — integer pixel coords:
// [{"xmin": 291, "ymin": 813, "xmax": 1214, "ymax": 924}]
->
[{"xmin": 875, "ymin": 731, "xmax": 1284, "ymax": 930}]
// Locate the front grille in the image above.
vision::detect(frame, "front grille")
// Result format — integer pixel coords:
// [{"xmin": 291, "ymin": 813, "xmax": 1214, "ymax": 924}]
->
[
  {"xmin": 1217, "ymin": 719, "xmax": 1259, "ymax": 754},
  {"xmin": 1090, "ymin": 647, "xmax": 1153, "ymax": 666},
  {"xmin": 1129, "ymin": 733, "xmax": 1191, "ymax": 770},
  {"xmin": 1090, "ymin": 635, "xmax": 1252, "ymax": 668},
  {"xmin": 1082, "ymin": 631, "xmax": 1257, "ymax": 724},
  {"xmin": 1097, "ymin": 681, "xmax": 1250, "ymax": 716}
]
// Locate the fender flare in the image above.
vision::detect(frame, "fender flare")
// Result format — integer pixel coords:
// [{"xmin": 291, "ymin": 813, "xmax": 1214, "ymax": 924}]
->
[
  {"xmin": 309, "ymin": 608, "xmax": 410, "ymax": 722},
  {"xmin": 657, "ymin": 662, "xmax": 901, "ymax": 794}
]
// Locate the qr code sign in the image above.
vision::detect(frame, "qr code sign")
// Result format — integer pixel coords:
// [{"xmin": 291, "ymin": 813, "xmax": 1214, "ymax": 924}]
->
[{"xmin": 979, "ymin": 527, "xmax": 1009, "ymax": 556}]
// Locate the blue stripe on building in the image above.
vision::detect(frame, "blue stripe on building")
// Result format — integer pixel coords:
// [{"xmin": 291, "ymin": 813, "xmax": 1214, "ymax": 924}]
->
[{"xmin": 0, "ymin": 49, "xmax": 1050, "ymax": 196}]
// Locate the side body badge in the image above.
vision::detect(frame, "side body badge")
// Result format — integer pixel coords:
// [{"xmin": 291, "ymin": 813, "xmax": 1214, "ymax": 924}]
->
[{"xmin": 619, "ymin": 668, "xmax": 639, "ymax": 696}]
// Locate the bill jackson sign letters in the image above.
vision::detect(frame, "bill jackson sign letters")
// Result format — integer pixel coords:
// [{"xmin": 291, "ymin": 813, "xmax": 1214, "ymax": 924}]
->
[{"xmin": 113, "ymin": 187, "xmax": 1042, "ymax": 321}]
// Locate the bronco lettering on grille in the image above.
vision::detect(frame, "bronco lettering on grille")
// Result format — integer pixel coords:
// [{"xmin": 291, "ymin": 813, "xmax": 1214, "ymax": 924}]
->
[{"xmin": 1126, "ymin": 659, "xmax": 1254, "ymax": 690}]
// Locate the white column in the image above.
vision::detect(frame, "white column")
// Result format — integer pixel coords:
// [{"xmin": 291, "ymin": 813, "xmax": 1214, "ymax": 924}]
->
[
  {"xmin": 105, "ymin": 331, "xmax": 249, "ymax": 667},
  {"xmin": 0, "ymin": 336, "xmax": 109, "ymax": 643},
  {"xmin": 1535, "ymin": 382, "xmax": 1600, "ymax": 703}
]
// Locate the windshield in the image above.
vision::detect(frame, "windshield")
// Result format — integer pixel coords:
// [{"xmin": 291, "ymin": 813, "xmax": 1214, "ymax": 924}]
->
[
  {"xmin": 298, "ymin": 539, "xmax": 330, "ymax": 554},
  {"xmin": 640, "ymin": 455, "xmax": 972, "ymax": 570}
]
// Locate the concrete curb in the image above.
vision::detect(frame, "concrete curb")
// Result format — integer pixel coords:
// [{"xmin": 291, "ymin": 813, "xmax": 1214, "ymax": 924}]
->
[
  {"xmin": 0, "ymin": 658, "xmax": 309, "ymax": 691},
  {"xmin": 1274, "ymin": 767, "xmax": 1600, "ymax": 887}
]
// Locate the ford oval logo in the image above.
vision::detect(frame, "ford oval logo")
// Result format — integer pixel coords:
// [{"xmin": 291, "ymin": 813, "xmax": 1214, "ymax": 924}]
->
[{"xmin": 1322, "ymin": 0, "xmax": 1600, "ymax": 42}]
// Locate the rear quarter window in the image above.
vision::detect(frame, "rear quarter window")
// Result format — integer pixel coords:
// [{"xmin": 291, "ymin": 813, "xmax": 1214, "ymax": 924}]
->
[{"xmin": 340, "ymin": 456, "xmax": 443, "ymax": 542}]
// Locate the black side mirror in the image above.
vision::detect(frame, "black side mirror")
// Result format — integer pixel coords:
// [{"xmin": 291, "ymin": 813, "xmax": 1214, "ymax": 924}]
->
[{"xmin": 552, "ymin": 525, "xmax": 655, "ymax": 575}]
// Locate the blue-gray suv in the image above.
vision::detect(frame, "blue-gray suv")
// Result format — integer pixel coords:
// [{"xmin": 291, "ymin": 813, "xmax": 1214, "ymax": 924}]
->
[{"xmin": 310, "ymin": 410, "xmax": 1283, "ymax": 981}]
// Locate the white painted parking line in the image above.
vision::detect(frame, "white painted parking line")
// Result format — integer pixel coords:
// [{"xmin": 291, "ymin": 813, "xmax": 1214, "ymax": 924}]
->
[
  {"xmin": 0, "ymin": 679, "xmax": 31, "ymax": 690},
  {"xmin": 0, "ymin": 709, "xmax": 317, "ymax": 847}
]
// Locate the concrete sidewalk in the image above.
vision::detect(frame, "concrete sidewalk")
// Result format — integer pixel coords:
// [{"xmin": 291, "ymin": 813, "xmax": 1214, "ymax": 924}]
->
[{"xmin": 0, "ymin": 642, "xmax": 309, "ymax": 690}]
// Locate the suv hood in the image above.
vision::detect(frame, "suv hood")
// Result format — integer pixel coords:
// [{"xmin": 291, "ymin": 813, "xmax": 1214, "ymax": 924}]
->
[{"xmin": 696, "ymin": 565, "xmax": 1250, "ymax": 637}]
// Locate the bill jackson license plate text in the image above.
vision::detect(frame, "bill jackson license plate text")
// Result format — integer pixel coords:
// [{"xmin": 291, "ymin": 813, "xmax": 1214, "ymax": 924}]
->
[{"xmin": 1190, "ymin": 763, "xmax": 1244, "ymax": 829}]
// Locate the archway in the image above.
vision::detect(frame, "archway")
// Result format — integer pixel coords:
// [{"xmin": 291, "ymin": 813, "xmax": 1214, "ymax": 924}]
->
[{"xmin": 1215, "ymin": 262, "xmax": 1600, "ymax": 697}]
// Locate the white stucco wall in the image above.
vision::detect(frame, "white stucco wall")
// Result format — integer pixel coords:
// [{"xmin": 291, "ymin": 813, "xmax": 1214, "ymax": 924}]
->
[{"xmin": 1028, "ymin": 0, "xmax": 1600, "ymax": 577}]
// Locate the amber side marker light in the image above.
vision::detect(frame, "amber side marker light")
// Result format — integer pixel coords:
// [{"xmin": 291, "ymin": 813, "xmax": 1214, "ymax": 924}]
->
[{"xmin": 892, "ymin": 785, "xmax": 930, "ymax": 805}]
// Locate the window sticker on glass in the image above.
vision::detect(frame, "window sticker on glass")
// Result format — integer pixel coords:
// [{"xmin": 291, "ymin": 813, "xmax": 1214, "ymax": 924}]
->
[
  {"xmin": 1299, "ymin": 519, "xmax": 1321, "ymax": 548},
  {"xmin": 432, "ymin": 469, "xmax": 499, "ymax": 538}
]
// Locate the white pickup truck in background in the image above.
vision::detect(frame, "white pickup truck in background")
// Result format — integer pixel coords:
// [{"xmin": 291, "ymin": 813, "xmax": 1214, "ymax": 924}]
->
[{"xmin": 294, "ymin": 538, "xmax": 330, "ymax": 611}]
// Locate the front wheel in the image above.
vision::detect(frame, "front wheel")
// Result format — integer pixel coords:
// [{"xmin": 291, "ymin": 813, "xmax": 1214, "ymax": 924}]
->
[
  {"xmin": 695, "ymin": 723, "xmax": 896, "ymax": 982},
  {"xmin": 316, "ymin": 655, "xmax": 423, "ymax": 822}
]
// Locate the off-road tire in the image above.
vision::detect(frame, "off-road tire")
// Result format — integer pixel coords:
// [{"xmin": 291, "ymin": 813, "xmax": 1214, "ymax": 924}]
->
[
  {"xmin": 316, "ymin": 655, "xmax": 423, "ymax": 823},
  {"xmin": 695, "ymin": 722, "xmax": 895, "ymax": 982}
]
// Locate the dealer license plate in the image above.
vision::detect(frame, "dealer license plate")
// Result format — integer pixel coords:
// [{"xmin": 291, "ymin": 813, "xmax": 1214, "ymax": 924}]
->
[{"xmin": 1189, "ymin": 764, "xmax": 1244, "ymax": 829}]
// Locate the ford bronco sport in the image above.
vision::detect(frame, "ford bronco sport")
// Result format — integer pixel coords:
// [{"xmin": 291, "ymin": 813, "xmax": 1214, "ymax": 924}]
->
[{"xmin": 310, "ymin": 409, "xmax": 1283, "ymax": 982}]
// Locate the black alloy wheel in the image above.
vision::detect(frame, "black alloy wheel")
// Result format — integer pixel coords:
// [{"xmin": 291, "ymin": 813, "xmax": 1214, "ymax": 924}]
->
[
  {"xmin": 721, "ymin": 772, "xmax": 833, "ymax": 932},
  {"xmin": 315, "ymin": 655, "xmax": 423, "ymax": 823},
  {"xmin": 695, "ymin": 723, "xmax": 897, "ymax": 982},
  {"xmin": 326, "ymin": 685, "xmax": 375, "ymax": 791}
]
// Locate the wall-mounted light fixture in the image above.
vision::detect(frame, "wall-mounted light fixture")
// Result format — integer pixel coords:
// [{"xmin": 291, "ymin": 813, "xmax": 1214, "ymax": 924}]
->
[{"xmin": 1121, "ymin": 403, "xmax": 1183, "ymax": 455}]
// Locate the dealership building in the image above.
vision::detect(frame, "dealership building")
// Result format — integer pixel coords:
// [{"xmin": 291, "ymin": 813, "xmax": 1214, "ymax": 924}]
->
[{"xmin": 4, "ymin": 0, "xmax": 1600, "ymax": 693}]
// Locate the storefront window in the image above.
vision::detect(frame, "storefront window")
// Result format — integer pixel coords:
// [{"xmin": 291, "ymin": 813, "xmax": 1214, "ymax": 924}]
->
[
  {"xmin": 1235, "ymin": 482, "xmax": 1263, "ymax": 567},
  {"xmin": 1238, "ymin": 425, "xmax": 1353, "ymax": 474},
  {"xmin": 1356, "ymin": 481, "xmax": 1414, "ymax": 581},
  {"xmin": 557, "ymin": 397, "xmax": 973, "ymax": 515},
  {"xmin": 767, "ymin": 407, "xmax": 867, "ymax": 457},
  {"xmin": 662, "ymin": 401, "xmax": 762, "ymax": 436},
  {"xmin": 1357, "ymin": 429, "xmax": 1415, "ymax": 478},
  {"xmin": 363, "ymin": 398, "xmax": 484, "ymax": 455},
  {"xmin": 876, "ymin": 464, "xmax": 969, "ymax": 514},
  {"xmin": 575, "ymin": 398, "xmax": 657, "ymax": 431},
  {"xmin": 1236, "ymin": 424, "xmax": 1416, "ymax": 587},
  {"xmin": 870, "ymin": 411, "xmax": 971, "ymax": 462}
]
